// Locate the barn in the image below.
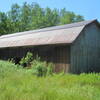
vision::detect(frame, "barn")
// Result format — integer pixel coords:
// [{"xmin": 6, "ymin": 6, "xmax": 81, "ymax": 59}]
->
[{"xmin": 0, "ymin": 19, "xmax": 100, "ymax": 73}]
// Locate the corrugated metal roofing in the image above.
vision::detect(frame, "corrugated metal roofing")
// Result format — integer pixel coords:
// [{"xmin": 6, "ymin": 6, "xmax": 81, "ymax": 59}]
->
[{"xmin": 0, "ymin": 20, "xmax": 97, "ymax": 48}]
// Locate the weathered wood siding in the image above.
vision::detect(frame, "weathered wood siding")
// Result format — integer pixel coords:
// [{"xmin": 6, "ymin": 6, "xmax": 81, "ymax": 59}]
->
[
  {"xmin": 70, "ymin": 23, "xmax": 100, "ymax": 73},
  {"xmin": 0, "ymin": 45, "xmax": 70, "ymax": 72}
]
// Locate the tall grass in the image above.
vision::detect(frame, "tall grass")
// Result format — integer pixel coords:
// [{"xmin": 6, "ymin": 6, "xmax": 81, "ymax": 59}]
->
[{"xmin": 0, "ymin": 60, "xmax": 100, "ymax": 100}]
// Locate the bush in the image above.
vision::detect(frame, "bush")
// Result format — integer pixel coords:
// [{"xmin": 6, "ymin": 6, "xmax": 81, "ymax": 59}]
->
[
  {"xmin": 34, "ymin": 63, "xmax": 47, "ymax": 77},
  {"xmin": 19, "ymin": 52, "xmax": 33, "ymax": 67},
  {"xmin": 31, "ymin": 56, "xmax": 54, "ymax": 77},
  {"xmin": 31, "ymin": 56, "xmax": 46, "ymax": 77},
  {"xmin": 47, "ymin": 63, "xmax": 54, "ymax": 75},
  {"xmin": 19, "ymin": 52, "xmax": 54, "ymax": 76}
]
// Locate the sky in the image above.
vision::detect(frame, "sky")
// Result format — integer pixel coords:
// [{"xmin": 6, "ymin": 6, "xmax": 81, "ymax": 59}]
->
[{"xmin": 0, "ymin": 0, "xmax": 100, "ymax": 21}]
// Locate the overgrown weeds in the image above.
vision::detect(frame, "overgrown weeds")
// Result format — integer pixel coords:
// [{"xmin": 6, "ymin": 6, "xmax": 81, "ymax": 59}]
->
[{"xmin": 0, "ymin": 60, "xmax": 100, "ymax": 100}]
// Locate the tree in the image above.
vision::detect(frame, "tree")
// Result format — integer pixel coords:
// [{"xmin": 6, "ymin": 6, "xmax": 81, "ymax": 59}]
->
[
  {"xmin": 0, "ymin": 2, "xmax": 85, "ymax": 35},
  {"xmin": 60, "ymin": 8, "xmax": 84, "ymax": 24},
  {"xmin": 75, "ymin": 15, "xmax": 84, "ymax": 22},
  {"xmin": 44, "ymin": 8, "xmax": 59, "ymax": 27},
  {"xmin": 20, "ymin": 2, "xmax": 32, "ymax": 31},
  {"xmin": 8, "ymin": 3, "xmax": 21, "ymax": 33},
  {"xmin": 0, "ymin": 12, "xmax": 10, "ymax": 35},
  {"xmin": 31, "ymin": 3, "xmax": 45, "ymax": 29}
]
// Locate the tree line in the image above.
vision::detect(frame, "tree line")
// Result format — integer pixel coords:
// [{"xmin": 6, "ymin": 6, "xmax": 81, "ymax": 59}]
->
[{"xmin": 0, "ymin": 2, "xmax": 84, "ymax": 35}]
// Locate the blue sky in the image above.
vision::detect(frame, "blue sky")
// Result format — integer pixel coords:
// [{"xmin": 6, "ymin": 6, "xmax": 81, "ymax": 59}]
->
[{"xmin": 0, "ymin": 0, "xmax": 100, "ymax": 21}]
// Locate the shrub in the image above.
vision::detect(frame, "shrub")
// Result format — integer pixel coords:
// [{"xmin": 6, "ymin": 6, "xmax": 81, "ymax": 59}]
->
[
  {"xmin": 34, "ymin": 63, "xmax": 47, "ymax": 77},
  {"xmin": 19, "ymin": 52, "xmax": 54, "ymax": 76},
  {"xmin": 31, "ymin": 56, "xmax": 47, "ymax": 77},
  {"xmin": 47, "ymin": 63, "xmax": 54, "ymax": 75},
  {"xmin": 19, "ymin": 52, "xmax": 33, "ymax": 67},
  {"xmin": 31, "ymin": 56, "xmax": 54, "ymax": 77}
]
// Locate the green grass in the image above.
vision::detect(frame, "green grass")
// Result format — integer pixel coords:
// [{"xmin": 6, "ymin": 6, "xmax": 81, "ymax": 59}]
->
[{"xmin": 0, "ymin": 60, "xmax": 100, "ymax": 100}]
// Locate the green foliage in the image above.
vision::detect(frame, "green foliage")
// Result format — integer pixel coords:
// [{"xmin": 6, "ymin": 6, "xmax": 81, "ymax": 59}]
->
[
  {"xmin": 0, "ymin": 2, "xmax": 84, "ymax": 35},
  {"xmin": 33, "ymin": 62, "xmax": 47, "ymax": 77},
  {"xmin": 19, "ymin": 52, "xmax": 33, "ymax": 67},
  {"xmin": 0, "ymin": 60, "xmax": 22, "ymax": 78},
  {"xmin": 0, "ymin": 12, "xmax": 11, "ymax": 35},
  {"xmin": 47, "ymin": 63, "xmax": 54, "ymax": 75},
  {"xmin": 31, "ymin": 56, "xmax": 54, "ymax": 77},
  {"xmin": 19, "ymin": 52, "xmax": 54, "ymax": 76},
  {"xmin": 8, "ymin": 58, "xmax": 15, "ymax": 64},
  {"xmin": 8, "ymin": 3, "xmax": 21, "ymax": 33},
  {"xmin": 60, "ymin": 8, "xmax": 84, "ymax": 24},
  {"xmin": 0, "ymin": 60, "xmax": 100, "ymax": 100},
  {"xmin": 31, "ymin": 3, "xmax": 45, "ymax": 29},
  {"xmin": 21, "ymin": 2, "xmax": 32, "ymax": 31}
]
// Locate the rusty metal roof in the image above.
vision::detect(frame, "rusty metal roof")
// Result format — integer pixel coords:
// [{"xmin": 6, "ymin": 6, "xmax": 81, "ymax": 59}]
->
[{"xmin": 0, "ymin": 20, "xmax": 97, "ymax": 48}]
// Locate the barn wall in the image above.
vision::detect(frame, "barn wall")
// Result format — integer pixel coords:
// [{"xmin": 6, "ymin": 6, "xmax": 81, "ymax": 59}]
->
[
  {"xmin": 71, "ymin": 23, "xmax": 100, "ymax": 73},
  {"xmin": 0, "ymin": 45, "xmax": 70, "ymax": 73}
]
